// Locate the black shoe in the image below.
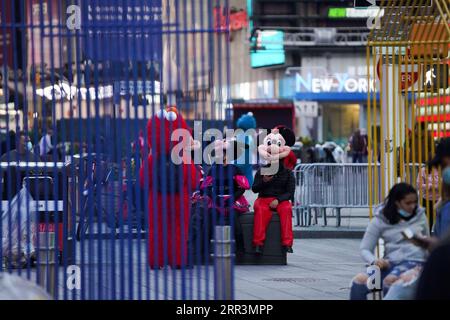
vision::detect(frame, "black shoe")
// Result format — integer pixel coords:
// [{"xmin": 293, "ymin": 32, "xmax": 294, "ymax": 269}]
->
[
  {"xmin": 284, "ymin": 246, "xmax": 294, "ymax": 254},
  {"xmin": 150, "ymin": 265, "xmax": 164, "ymax": 270},
  {"xmin": 254, "ymin": 245, "xmax": 263, "ymax": 255}
]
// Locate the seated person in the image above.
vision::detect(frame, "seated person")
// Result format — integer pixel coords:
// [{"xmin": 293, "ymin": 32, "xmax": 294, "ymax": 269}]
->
[
  {"xmin": 427, "ymin": 139, "xmax": 450, "ymax": 240},
  {"xmin": 252, "ymin": 125, "xmax": 296, "ymax": 254},
  {"xmin": 349, "ymin": 183, "xmax": 429, "ymax": 300},
  {"xmin": 405, "ymin": 138, "xmax": 450, "ymax": 249},
  {"xmin": 189, "ymin": 138, "xmax": 250, "ymax": 264},
  {"xmin": 0, "ymin": 131, "xmax": 41, "ymax": 163},
  {"xmin": 400, "ymin": 140, "xmax": 450, "ymax": 300},
  {"xmin": 1, "ymin": 131, "xmax": 41, "ymax": 200}
]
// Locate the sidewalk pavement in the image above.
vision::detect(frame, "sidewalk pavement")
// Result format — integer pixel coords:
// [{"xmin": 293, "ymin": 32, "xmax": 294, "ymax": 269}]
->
[
  {"xmin": 14, "ymin": 238, "xmax": 362, "ymax": 300},
  {"xmin": 234, "ymin": 238, "xmax": 362, "ymax": 300}
]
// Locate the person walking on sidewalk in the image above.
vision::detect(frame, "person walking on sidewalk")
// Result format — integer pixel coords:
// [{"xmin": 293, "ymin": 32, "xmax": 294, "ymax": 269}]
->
[{"xmin": 349, "ymin": 129, "xmax": 367, "ymax": 163}]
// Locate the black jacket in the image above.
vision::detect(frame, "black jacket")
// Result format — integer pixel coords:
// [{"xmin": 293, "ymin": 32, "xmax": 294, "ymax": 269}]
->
[
  {"xmin": 202, "ymin": 164, "xmax": 246, "ymax": 206},
  {"xmin": 252, "ymin": 163, "xmax": 295, "ymax": 202}
]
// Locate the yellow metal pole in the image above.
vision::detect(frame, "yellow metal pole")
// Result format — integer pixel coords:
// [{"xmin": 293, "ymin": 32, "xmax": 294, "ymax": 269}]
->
[
  {"xmin": 435, "ymin": 0, "xmax": 450, "ymax": 36},
  {"xmin": 424, "ymin": 1, "xmax": 440, "ymax": 225},
  {"xmin": 367, "ymin": 44, "xmax": 374, "ymax": 219}
]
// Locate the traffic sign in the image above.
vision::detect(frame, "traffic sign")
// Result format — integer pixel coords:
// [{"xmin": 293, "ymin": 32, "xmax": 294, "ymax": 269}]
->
[
  {"xmin": 399, "ymin": 69, "xmax": 419, "ymax": 90},
  {"xmin": 376, "ymin": 56, "xmax": 420, "ymax": 90},
  {"xmin": 421, "ymin": 64, "xmax": 449, "ymax": 92}
]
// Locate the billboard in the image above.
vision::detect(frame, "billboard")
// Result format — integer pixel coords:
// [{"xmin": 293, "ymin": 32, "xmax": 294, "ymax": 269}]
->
[
  {"xmin": 82, "ymin": 0, "xmax": 162, "ymax": 62},
  {"xmin": 250, "ymin": 30, "xmax": 285, "ymax": 69}
]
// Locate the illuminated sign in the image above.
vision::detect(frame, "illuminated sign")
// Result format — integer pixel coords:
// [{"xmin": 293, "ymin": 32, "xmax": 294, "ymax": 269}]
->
[
  {"xmin": 417, "ymin": 92, "xmax": 450, "ymax": 138},
  {"xmin": 328, "ymin": 8, "xmax": 346, "ymax": 18},
  {"xmin": 421, "ymin": 64, "xmax": 449, "ymax": 92},
  {"xmin": 347, "ymin": 7, "xmax": 384, "ymax": 17},
  {"xmin": 36, "ymin": 83, "xmax": 114, "ymax": 101},
  {"xmin": 214, "ymin": 7, "xmax": 249, "ymax": 32},
  {"xmin": 114, "ymin": 81, "xmax": 161, "ymax": 96},
  {"xmin": 295, "ymin": 73, "xmax": 376, "ymax": 93},
  {"xmin": 250, "ymin": 30, "xmax": 285, "ymax": 68},
  {"xmin": 329, "ymin": 7, "xmax": 384, "ymax": 18}
]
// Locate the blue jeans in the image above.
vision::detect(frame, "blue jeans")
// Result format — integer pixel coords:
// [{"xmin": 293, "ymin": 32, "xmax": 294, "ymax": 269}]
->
[
  {"xmin": 383, "ymin": 277, "xmax": 419, "ymax": 300},
  {"xmin": 350, "ymin": 261, "xmax": 423, "ymax": 300},
  {"xmin": 352, "ymin": 152, "xmax": 363, "ymax": 163}
]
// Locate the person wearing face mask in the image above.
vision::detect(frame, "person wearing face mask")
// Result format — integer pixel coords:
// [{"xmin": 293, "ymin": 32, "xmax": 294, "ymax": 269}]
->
[
  {"xmin": 0, "ymin": 131, "xmax": 40, "ymax": 163},
  {"xmin": 414, "ymin": 182, "xmax": 450, "ymax": 300},
  {"xmin": 0, "ymin": 131, "xmax": 41, "ymax": 200},
  {"xmin": 349, "ymin": 183, "xmax": 429, "ymax": 300},
  {"xmin": 406, "ymin": 138, "xmax": 450, "ymax": 248},
  {"xmin": 414, "ymin": 138, "xmax": 450, "ymax": 299}
]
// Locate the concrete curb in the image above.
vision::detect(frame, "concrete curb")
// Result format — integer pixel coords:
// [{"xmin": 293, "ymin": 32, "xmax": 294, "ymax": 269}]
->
[{"xmin": 294, "ymin": 229, "xmax": 364, "ymax": 239}]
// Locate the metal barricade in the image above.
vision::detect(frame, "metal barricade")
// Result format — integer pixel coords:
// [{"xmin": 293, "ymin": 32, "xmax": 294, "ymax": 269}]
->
[
  {"xmin": 294, "ymin": 162, "xmax": 428, "ymax": 227},
  {"xmin": 294, "ymin": 163, "xmax": 382, "ymax": 227}
]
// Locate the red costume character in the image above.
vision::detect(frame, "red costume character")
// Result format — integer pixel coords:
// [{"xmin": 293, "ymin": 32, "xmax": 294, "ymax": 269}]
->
[
  {"xmin": 139, "ymin": 107, "xmax": 201, "ymax": 268},
  {"xmin": 283, "ymin": 150, "xmax": 297, "ymax": 170},
  {"xmin": 252, "ymin": 125, "xmax": 296, "ymax": 254}
]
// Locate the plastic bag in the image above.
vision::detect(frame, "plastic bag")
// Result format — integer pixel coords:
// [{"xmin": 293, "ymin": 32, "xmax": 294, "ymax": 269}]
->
[
  {"xmin": 0, "ymin": 273, "xmax": 51, "ymax": 300},
  {"xmin": 1, "ymin": 186, "xmax": 37, "ymax": 262}
]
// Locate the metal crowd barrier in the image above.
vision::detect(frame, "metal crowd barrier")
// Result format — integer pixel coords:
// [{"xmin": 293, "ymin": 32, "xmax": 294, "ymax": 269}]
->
[
  {"xmin": 293, "ymin": 163, "xmax": 425, "ymax": 227},
  {"xmin": 0, "ymin": 162, "xmax": 71, "ymax": 296}
]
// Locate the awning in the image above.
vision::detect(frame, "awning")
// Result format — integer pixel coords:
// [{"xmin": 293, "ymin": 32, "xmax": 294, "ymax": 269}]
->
[
  {"xmin": 292, "ymin": 92, "xmax": 418, "ymax": 103},
  {"xmin": 294, "ymin": 92, "xmax": 380, "ymax": 103}
]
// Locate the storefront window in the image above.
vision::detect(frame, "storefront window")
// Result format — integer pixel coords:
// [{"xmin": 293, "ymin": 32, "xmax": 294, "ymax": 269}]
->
[{"xmin": 323, "ymin": 104, "xmax": 360, "ymax": 146}]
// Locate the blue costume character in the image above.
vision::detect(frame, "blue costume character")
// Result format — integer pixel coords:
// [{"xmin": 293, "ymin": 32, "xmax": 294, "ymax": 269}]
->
[{"xmin": 234, "ymin": 112, "xmax": 257, "ymax": 185}]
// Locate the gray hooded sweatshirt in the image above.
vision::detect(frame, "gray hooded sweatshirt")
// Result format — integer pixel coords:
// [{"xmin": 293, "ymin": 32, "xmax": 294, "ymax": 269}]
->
[{"xmin": 360, "ymin": 205, "xmax": 429, "ymax": 265}]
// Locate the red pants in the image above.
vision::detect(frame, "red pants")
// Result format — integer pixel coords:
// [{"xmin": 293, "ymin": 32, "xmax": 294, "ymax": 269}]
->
[{"xmin": 253, "ymin": 197, "xmax": 293, "ymax": 247}]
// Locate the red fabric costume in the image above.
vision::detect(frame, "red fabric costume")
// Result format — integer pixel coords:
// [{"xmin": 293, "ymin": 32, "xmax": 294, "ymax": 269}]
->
[
  {"xmin": 139, "ymin": 107, "xmax": 200, "ymax": 268},
  {"xmin": 253, "ymin": 197, "xmax": 293, "ymax": 246},
  {"xmin": 283, "ymin": 150, "xmax": 297, "ymax": 170}
]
